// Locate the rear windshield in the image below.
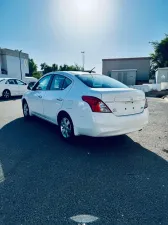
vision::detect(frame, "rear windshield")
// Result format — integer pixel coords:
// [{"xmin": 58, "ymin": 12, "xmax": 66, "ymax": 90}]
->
[
  {"xmin": 0, "ymin": 79, "xmax": 5, "ymax": 83},
  {"xmin": 76, "ymin": 74, "xmax": 127, "ymax": 88}
]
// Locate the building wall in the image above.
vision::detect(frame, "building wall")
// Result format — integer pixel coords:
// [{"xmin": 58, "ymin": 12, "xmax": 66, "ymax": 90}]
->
[
  {"xmin": 110, "ymin": 69, "xmax": 137, "ymax": 85},
  {"xmin": 0, "ymin": 48, "xmax": 29, "ymax": 80},
  {"xmin": 6, "ymin": 55, "xmax": 29, "ymax": 79},
  {"xmin": 6, "ymin": 55, "xmax": 20, "ymax": 78},
  {"xmin": 102, "ymin": 57, "xmax": 150, "ymax": 82}
]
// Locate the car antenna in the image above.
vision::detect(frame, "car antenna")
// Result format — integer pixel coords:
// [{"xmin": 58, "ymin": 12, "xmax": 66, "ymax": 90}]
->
[{"xmin": 88, "ymin": 67, "xmax": 95, "ymax": 73}]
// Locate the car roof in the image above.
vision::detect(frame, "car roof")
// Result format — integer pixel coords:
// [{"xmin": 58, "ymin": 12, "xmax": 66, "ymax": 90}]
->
[
  {"xmin": 40, "ymin": 71, "xmax": 104, "ymax": 81},
  {"xmin": 46, "ymin": 71, "xmax": 99, "ymax": 77},
  {"xmin": 0, "ymin": 77, "xmax": 18, "ymax": 80},
  {"xmin": 67, "ymin": 71, "xmax": 91, "ymax": 75}
]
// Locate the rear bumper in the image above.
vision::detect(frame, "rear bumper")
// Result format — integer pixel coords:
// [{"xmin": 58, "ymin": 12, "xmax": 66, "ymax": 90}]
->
[{"xmin": 76, "ymin": 109, "xmax": 149, "ymax": 137}]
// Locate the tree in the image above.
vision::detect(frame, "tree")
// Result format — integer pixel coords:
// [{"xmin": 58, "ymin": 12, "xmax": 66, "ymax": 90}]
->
[
  {"xmin": 29, "ymin": 58, "xmax": 42, "ymax": 79},
  {"xmin": 52, "ymin": 63, "xmax": 58, "ymax": 71},
  {"xmin": 150, "ymin": 34, "xmax": 168, "ymax": 78},
  {"xmin": 74, "ymin": 63, "xmax": 83, "ymax": 71},
  {"xmin": 59, "ymin": 63, "xmax": 83, "ymax": 71},
  {"xmin": 40, "ymin": 62, "xmax": 83, "ymax": 74},
  {"xmin": 29, "ymin": 59, "xmax": 37, "ymax": 76},
  {"xmin": 40, "ymin": 63, "xmax": 47, "ymax": 71},
  {"xmin": 59, "ymin": 64, "xmax": 69, "ymax": 71},
  {"xmin": 40, "ymin": 63, "xmax": 52, "ymax": 74},
  {"xmin": 32, "ymin": 71, "xmax": 42, "ymax": 79}
]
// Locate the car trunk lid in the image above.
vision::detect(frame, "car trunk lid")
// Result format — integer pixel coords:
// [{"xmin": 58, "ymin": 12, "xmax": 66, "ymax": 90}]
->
[{"xmin": 90, "ymin": 88, "xmax": 145, "ymax": 116}]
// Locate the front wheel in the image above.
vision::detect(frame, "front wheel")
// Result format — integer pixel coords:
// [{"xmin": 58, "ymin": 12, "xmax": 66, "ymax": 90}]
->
[
  {"xmin": 23, "ymin": 101, "xmax": 30, "ymax": 120},
  {"xmin": 59, "ymin": 115, "xmax": 74, "ymax": 140},
  {"xmin": 3, "ymin": 89, "xmax": 11, "ymax": 99}
]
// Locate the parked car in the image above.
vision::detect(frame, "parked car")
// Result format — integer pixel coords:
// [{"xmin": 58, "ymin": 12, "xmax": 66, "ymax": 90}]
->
[
  {"xmin": 22, "ymin": 71, "xmax": 149, "ymax": 140},
  {"xmin": 0, "ymin": 78, "xmax": 28, "ymax": 99}
]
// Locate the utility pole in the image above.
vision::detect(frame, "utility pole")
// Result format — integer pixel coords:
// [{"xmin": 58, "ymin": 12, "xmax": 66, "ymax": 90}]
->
[
  {"xmin": 19, "ymin": 50, "xmax": 23, "ymax": 80},
  {"xmin": 81, "ymin": 51, "xmax": 85, "ymax": 71}
]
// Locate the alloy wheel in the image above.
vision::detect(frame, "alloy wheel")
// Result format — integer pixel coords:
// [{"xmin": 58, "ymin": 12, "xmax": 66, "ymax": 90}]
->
[
  {"xmin": 23, "ymin": 102, "xmax": 29, "ymax": 117},
  {"xmin": 60, "ymin": 117, "xmax": 72, "ymax": 138},
  {"xmin": 3, "ymin": 90, "xmax": 10, "ymax": 99}
]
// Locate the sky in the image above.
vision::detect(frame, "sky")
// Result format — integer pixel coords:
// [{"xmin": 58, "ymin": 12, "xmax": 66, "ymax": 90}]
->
[{"xmin": 0, "ymin": 0, "xmax": 168, "ymax": 73}]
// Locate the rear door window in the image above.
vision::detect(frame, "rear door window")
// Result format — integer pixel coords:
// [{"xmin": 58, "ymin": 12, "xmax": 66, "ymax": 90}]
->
[
  {"xmin": 62, "ymin": 78, "xmax": 72, "ymax": 89},
  {"xmin": 50, "ymin": 75, "xmax": 65, "ymax": 90}
]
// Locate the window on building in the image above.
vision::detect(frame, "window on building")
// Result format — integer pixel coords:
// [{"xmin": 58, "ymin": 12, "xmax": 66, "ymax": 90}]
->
[{"xmin": 1, "ymin": 69, "xmax": 7, "ymax": 75}]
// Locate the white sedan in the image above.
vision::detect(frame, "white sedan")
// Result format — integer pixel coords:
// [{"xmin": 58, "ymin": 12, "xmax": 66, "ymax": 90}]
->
[
  {"xmin": 0, "ymin": 78, "xmax": 28, "ymax": 99},
  {"xmin": 22, "ymin": 71, "xmax": 149, "ymax": 140}
]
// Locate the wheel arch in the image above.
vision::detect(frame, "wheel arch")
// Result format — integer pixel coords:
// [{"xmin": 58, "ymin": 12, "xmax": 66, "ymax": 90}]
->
[
  {"xmin": 57, "ymin": 110, "xmax": 72, "ymax": 125},
  {"xmin": 22, "ymin": 98, "xmax": 32, "ymax": 116},
  {"xmin": 3, "ymin": 89, "xmax": 11, "ymax": 94},
  {"xmin": 57, "ymin": 110, "xmax": 79, "ymax": 136},
  {"xmin": 22, "ymin": 98, "xmax": 27, "ymax": 106}
]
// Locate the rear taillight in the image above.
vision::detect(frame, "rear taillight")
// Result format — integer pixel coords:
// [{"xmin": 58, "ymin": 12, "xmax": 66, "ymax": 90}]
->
[
  {"xmin": 144, "ymin": 98, "xmax": 148, "ymax": 108},
  {"xmin": 82, "ymin": 96, "xmax": 112, "ymax": 113}
]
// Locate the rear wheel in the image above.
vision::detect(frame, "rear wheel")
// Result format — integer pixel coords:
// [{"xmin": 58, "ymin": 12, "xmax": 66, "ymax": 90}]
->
[
  {"xmin": 23, "ymin": 101, "xmax": 30, "ymax": 119},
  {"xmin": 3, "ymin": 89, "xmax": 11, "ymax": 99},
  {"xmin": 59, "ymin": 114, "xmax": 74, "ymax": 140}
]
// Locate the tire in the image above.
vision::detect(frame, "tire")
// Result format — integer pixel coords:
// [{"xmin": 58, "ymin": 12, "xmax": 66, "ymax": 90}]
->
[
  {"xmin": 22, "ymin": 101, "xmax": 30, "ymax": 120},
  {"xmin": 59, "ymin": 114, "xmax": 74, "ymax": 140},
  {"xmin": 3, "ymin": 89, "xmax": 11, "ymax": 99}
]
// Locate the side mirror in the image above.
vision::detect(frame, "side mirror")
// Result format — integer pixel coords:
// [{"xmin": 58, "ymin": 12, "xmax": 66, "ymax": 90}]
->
[
  {"xmin": 27, "ymin": 82, "xmax": 36, "ymax": 90},
  {"xmin": 27, "ymin": 83, "xmax": 34, "ymax": 90},
  {"xmin": 27, "ymin": 85, "xmax": 31, "ymax": 90}
]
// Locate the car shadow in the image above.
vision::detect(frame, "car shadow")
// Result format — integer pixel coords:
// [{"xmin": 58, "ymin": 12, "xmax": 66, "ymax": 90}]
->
[
  {"xmin": 0, "ymin": 117, "xmax": 168, "ymax": 225},
  {"xmin": 0, "ymin": 96, "xmax": 22, "ymax": 102}
]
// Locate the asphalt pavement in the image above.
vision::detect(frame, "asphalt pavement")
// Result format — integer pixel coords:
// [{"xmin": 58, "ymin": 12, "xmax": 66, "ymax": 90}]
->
[{"xmin": 0, "ymin": 97, "xmax": 168, "ymax": 225}]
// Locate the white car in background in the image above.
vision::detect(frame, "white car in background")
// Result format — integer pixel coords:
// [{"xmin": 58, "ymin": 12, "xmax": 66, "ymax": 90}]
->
[
  {"xmin": 0, "ymin": 78, "xmax": 28, "ymax": 99},
  {"xmin": 22, "ymin": 71, "xmax": 149, "ymax": 140}
]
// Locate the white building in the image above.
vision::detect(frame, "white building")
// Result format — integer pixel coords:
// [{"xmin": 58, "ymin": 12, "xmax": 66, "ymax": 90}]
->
[{"xmin": 0, "ymin": 48, "xmax": 29, "ymax": 80}]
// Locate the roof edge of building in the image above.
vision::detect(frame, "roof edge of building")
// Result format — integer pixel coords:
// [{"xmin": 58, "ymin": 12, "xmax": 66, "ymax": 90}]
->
[
  {"xmin": 102, "ymin": 57, "xmax": 151, "ymax": 61},
  {"xmin": 0, "ymin": 48, "xmax": 29, "ymax": 59}
]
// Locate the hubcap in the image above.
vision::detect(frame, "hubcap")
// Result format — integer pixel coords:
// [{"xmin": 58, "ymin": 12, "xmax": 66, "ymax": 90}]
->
[
  {"xmin": 4, "ymin": 91, "xmax": 9, "ymax": 99},
  {"xmin": 60, "ymin": 117, "xmax": 72, "ymax": 138},
  {"xmin": 23, "ymin": 103, "xmax": 29, "ymax": 116}
]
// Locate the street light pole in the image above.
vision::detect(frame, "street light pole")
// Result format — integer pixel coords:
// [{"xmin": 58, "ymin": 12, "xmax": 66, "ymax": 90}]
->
[
  {"xmin": 19, "ymin": 50, "xmax": 23, "ymax": 80},
  {"xmin": 81, "ymin": 51, "xmax": 85, "ymax": 71}
]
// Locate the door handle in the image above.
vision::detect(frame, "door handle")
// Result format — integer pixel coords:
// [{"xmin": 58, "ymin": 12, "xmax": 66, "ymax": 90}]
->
[
  {"xmin": 38, "ymin": 95, "xmax": 42, "ymax": 98},
  {"xmin": 57, "ymin": 98, "xmax": 63, "ymax": 101}
]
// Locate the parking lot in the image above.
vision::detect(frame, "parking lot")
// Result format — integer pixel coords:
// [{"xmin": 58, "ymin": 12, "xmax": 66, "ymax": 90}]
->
[{"xmin": 0, "ymin": 98, "xmax": 168, "ymax": 225}]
